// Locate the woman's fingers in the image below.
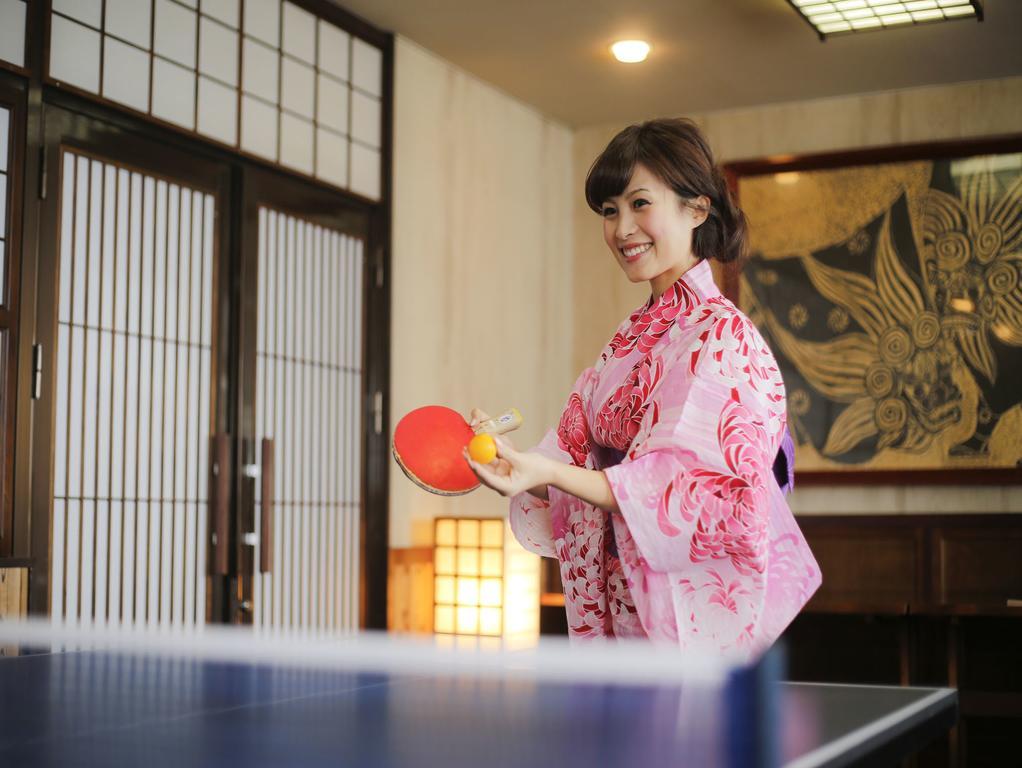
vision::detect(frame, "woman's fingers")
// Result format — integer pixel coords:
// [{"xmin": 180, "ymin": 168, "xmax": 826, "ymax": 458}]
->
[
  {"xmin": 462, "ymin": 448, "xmax": 511, "ymax": 495},
  {"xmin": 493, "ymin": 435, "xmax": 519, "ymax": 461},
  {"xmin": 467, "ymin": 407, "xmax": 492, "ymax": 429}
]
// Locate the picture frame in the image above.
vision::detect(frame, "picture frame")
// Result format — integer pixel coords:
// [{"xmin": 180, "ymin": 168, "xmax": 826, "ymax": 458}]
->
[{"xmin": 725, "ymin": 136, "xmax": 1022, "ymax": 484}]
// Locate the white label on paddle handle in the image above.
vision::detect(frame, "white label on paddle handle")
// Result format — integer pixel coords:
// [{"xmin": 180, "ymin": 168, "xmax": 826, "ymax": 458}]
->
[{"xmin": 475, "ymin": 408, "xmax": 523, "ymax": 436}]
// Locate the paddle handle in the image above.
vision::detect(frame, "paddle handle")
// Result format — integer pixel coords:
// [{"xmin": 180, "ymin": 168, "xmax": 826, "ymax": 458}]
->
[{"xmin": 474, "ymin": 408, "xmax": 523, "ymax": 436}]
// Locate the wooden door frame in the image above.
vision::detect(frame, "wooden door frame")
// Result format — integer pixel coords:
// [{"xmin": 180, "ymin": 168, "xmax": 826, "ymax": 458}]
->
[
  {"xmin": 17, "ymin": 87, "xmax": 391, "ymax": 627},
  {"xmin": 26, "ymin": 99, "xmax": 234, "ymax": 618},
  {"xmin": 0, "ymin": 76, "xmax": 27, "ymax": 559},
  {"xmin": 233, "ymin": 163, "xmax": 387, "ymax": 629}
]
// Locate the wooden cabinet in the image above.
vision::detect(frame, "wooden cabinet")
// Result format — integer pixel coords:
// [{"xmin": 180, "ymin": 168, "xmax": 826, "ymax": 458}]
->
[{"xmin": 931, "ymin": 525, "xmax": 1022, "ymax": 607}]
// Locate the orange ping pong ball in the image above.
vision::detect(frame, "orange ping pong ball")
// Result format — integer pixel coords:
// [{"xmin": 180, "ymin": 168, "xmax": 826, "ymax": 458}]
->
[{"xmin": 468, "ymin": 433, "xmax": 497, "ymax": 464}]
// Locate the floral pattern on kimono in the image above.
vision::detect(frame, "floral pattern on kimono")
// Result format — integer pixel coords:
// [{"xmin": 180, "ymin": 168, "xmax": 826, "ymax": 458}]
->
[{"xmin": 509, "ymin": 259, "xmax": 821, "ymax": 658}]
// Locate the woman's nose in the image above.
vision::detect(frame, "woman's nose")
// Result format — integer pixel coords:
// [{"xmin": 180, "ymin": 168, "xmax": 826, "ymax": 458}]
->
[{"xmin": 616, "ymin": 209, "xmax": 635, "ymax": 241}]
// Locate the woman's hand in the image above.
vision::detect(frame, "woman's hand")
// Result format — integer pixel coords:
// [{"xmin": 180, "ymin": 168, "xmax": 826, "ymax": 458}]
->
[
  {"xmin": 467, "ymin": 407, "xmax": 491, "ymax": 431},
  {"xmin": 463, "ymin": 435, "xmax": 554, "ymax": 498},
  {"xmin": 464, "ymin": 407, "xmax": 615, "ymax": 510},
  {"xmin": 467, "ymin": 408, "xmax": 515, "ymax": 449}
]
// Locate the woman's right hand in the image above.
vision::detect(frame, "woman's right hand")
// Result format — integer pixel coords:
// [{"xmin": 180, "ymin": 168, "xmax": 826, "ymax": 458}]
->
[
  {"xmin": 466, "ymin": 406, "xmax": 546, "ymax": 498},
  {"xmin": 467, "ymin": 407, "xmax": 517, "ymax": 449}
]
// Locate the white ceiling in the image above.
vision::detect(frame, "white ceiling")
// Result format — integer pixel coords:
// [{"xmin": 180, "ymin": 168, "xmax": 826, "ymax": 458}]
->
[{"xmin": 334, "ymin": 0, "xmax": 1022, "ymax": 128}]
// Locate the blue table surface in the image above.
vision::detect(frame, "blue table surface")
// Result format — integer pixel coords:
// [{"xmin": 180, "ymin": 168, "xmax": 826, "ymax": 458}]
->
[{"xmin": 0, "ymin": 650, "xmax": 955, "ymax": 768}]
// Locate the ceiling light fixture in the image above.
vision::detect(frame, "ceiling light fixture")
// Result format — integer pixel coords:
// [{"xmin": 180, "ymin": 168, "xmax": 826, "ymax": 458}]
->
[
  {"xmin": 788, "ymin": 0, "xmax": 983, "ymax": 39},
  {"xmin": 611, "ymin": 40, "xmax": 651, "ymax": 63}
]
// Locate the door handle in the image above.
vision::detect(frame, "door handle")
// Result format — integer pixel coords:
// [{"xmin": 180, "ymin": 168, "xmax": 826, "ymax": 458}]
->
[
  {"xmin": 260, "ymin": 438, "xmax": 274, "ymax": 573},
  {"xmin": 211, "ymin": 434, "xmax": 231, "ymax": 575}
]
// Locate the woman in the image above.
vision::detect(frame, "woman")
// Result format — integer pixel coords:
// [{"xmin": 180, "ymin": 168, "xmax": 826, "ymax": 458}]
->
[{"xmin": 464, "ymin": 118, "xmax": 820, "ymax": 658}]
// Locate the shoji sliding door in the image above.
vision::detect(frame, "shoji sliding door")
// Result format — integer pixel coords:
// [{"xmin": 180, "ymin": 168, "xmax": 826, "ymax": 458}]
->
[
  {"xmin": 32, "ymin": 107, "xmax": 231, "ymax": 624},
  {"xmin": 238, "ymin": 169, "xmax": 370, "ymax": 634}
]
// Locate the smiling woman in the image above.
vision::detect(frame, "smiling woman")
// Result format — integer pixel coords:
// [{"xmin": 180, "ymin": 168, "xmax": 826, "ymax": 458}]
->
[
  {"xmin": 585, "ymin": 118, "xmax": 748, "ymax": 282},
  {"xmin": 465, "ymin": 118, "xmax": 820, "ymax": 657},
  {"xmin": 595, "ymin": 164, "xmax": 709, "ymax": 298}
]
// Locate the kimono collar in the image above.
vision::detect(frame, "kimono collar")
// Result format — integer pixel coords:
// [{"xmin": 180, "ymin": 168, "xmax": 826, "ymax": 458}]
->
[
  {"xmin": 608, "ymin": 259, "xmax": 723, "ymax": 362},
  {"xmin": 652, "ymin": 258, "xmax": 721, "ymax": 310}
]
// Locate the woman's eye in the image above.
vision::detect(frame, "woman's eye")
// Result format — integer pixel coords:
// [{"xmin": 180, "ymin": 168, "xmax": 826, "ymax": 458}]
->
[
  {"xmin": 632, "ymin": 198, "xmax": 650, "ymax": 209},
  {"xmin": 601, "ymin": 206, "xmax": 617, "ymax": 217}
]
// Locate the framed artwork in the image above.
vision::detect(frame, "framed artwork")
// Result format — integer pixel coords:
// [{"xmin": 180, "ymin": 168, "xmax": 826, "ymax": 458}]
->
[{"xmin": 726, "ymin": 137, "xmax": 1022, "ymax": 483}]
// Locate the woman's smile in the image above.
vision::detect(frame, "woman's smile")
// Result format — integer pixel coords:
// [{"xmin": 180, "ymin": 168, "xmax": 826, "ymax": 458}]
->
[{"xmin": 621, "ymin": 242, "xmax": 653, "ymax": 262}]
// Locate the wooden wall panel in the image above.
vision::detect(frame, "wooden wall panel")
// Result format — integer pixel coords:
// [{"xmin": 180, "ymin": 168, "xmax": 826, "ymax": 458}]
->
[
  {"xmin": 387, "ymin": 547, "xmax": 433, "ymax": 634},
  {"xmin": 785, "ymin": 614, "xmax": 907, "ymax": 686},
  {"xmin": 933, "ymin": 528, "xmax": 1022, "ymax": 606},
  {"xmin": 0, "ymin": 567, "xmax": 27, "ymax": 618},
  {"xmin": 0, "ymin": 567, "xmax": 28, "ymax": 657},
  {"xmin": 802, "ymin": 524, "xmax": 924, "ymax": 610},
  {"xmin": 958, "ymin": 617, "xmax": 1022, "ymax": 694}
]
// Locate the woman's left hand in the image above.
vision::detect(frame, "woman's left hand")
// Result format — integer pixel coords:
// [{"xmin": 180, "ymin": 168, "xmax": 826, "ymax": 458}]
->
[{"xmin": 463, "ymin": 436, "xmax": 553, "ymax": 498}]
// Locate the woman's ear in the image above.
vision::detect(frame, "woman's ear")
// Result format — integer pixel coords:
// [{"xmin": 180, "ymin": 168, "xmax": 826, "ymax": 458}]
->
[{"xmin": 690, "ymin": 195, "xmax": 711, "ymax": 227}]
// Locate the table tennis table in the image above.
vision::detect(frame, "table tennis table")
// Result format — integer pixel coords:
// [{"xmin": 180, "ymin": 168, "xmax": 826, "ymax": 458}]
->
[{"xmin": 0, "ymin": 622, "xmax": 956, "ymax": 768}]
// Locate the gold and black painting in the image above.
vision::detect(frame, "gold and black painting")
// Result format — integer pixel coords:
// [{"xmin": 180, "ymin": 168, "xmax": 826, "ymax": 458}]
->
[{"xmin": 733, "ymin": 142, "xmax": 1022, "ymax": 478}]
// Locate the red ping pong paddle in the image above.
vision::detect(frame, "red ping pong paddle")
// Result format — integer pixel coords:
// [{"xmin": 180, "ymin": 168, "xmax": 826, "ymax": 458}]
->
[{"xmin": 392, "ymin": 406, "xmax": 523, "ymax": 495}]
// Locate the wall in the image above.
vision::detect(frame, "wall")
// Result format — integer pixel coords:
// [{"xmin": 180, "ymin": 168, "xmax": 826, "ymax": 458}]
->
[
  {"xmin": 572, "ymin": 76, "xmax": 1022, "ymax": 516},
  {"xmin": 390, "ymin": 37, "xmax": 575, "ymax": 548}
]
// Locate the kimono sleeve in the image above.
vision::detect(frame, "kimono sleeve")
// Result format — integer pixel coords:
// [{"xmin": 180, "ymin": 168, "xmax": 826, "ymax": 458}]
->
[
  {"xmin": 604, "ymin": 314, "xmax": 785, "ymax": 575},
  {"xmin": 507, "ymin": 367, "xmax": 597, "ymax": 559},
  {"xmin": 506, "ymin": 427, "xmax": 568, "ymax": 558}
]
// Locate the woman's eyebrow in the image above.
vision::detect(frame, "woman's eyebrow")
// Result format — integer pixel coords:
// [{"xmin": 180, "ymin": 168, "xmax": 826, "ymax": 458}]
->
[{"xmin": 624, "ymin": 187, "xmax": 651, "ymax": 198}]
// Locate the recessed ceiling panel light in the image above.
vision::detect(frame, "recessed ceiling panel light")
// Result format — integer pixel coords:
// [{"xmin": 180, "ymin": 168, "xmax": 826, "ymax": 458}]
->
[
  {"xmin": 787, "ymin": 0, "xmax": 982, "ymax": 37},
  {"xmin": 611, "ymin": 40, "xmax": 651, "ymax": 63},
  {"xmin": 872, "ymin": 4, "xmax": 907, "ymax": 14}
]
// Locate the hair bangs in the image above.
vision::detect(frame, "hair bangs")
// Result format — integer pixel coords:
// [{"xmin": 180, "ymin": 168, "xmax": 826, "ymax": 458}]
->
[{"xmin": 584, "ymin": 132, "xmax": 640, "ymax": 214}]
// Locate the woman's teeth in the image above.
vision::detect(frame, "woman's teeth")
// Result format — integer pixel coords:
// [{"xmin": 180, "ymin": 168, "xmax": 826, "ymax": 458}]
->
[{"xmin": 622, "ymin": 243, "xmax": 652, "ymax": 261}]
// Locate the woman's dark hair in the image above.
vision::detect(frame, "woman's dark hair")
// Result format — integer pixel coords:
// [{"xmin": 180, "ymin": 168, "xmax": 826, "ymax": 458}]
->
[{"xmin": 584, "ymin": 118, "xmax": 748, "ymax": 264}]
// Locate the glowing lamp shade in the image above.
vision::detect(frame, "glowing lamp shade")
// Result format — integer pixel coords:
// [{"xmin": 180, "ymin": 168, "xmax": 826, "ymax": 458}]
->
[
  {"xmin": 610, "ymin": 40, "xmax": 650, "ymax": 63},
  {"xmin": 433, "ymin": 517, "xmax": 539, "ymax": 640}
]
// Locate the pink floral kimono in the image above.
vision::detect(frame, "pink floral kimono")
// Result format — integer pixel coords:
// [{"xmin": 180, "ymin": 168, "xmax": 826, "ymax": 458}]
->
[{"xmin": 510, "ymin": 259, "xmax": 821, "ymax": 658}]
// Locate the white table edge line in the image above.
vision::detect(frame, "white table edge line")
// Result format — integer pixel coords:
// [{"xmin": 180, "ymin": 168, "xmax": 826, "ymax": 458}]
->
[
  {"xmin": 783, "ymin": 688, "xmax": 955, "ymax": 768},
  {"xmin": 785, "ymin": 681, "xmax": 952, "ymax": 693}
]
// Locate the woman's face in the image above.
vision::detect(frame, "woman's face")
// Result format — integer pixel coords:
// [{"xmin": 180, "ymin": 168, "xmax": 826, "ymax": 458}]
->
[{"xmin": 600, "ymin": 163, "xmax": 709, "ymax": 297}]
